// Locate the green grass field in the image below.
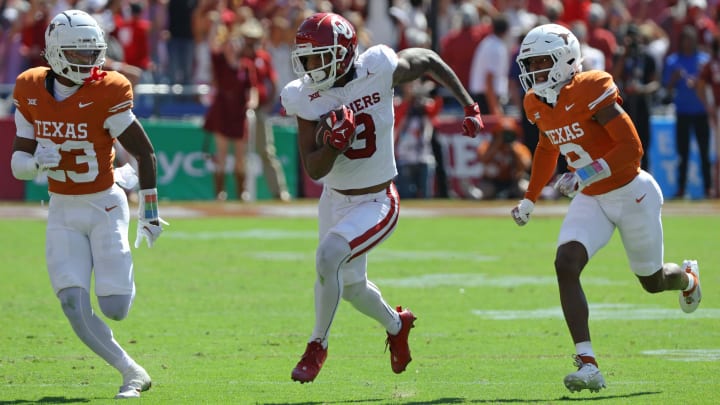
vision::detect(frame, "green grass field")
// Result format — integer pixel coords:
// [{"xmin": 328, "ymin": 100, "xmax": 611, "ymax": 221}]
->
[{"xmin": 1, "ymin": 200, "xmax": 718, "ymax": 404}]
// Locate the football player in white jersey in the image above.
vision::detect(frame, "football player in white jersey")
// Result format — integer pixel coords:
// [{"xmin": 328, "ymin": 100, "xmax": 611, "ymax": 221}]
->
[
  {"xmin": 10, "ymin": 10, "xmax": 164, "ymax": 398},
  {"xmin": 281, "ymin": 12, "xmax": 484, "ymax": 383}
]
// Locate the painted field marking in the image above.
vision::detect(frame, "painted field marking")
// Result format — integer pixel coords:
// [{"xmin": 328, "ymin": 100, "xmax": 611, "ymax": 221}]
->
[
  {"xmin": 376, "ymin": 273, "xmax": 620, "ymax": 288},
  {"xmin": 473, "ymin": 303, "xmax": 720, "ymax": 320},
  {"xmin": 642, "ymin": 349, "xmax": 720, "ymax": 362},
  {"xmin": 165, "ymin": 229, "xmax": 316, "ymax": 240}
]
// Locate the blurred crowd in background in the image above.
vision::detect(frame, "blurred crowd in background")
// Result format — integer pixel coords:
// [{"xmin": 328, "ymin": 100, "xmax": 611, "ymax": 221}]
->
[{"xmin": 1, "ymin": 0, "xmax": 718, "ymax": 200}]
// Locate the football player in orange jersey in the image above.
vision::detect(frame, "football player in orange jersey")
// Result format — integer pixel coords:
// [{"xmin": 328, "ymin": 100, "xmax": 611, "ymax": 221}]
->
[
  {"xmin": 510, "ymin": 24, "xmax": 701, "ymax": 393},
  {"xmin": 9, "ymin": 10, "xmax": 164, "ymax": 399}
]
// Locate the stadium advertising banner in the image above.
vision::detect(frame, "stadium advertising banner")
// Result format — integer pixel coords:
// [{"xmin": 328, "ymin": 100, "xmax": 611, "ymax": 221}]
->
[
  {"xmin": 648, "ymin": 116, "xmax": 716, "ymax": 200},
  {"xmin": 4, "ymin": 115, "xmax": 714, "ymax": 201},
  {"xmin": 0, "ymin": 118, "xmax": 25, "ymax": 199},
  {"xmin": 434, "ymin": 115, "xmax": 715, "ymax": 200},
  {"xmin": 23, "ymin": 119, "xmax": 298, "ymax": 202}
]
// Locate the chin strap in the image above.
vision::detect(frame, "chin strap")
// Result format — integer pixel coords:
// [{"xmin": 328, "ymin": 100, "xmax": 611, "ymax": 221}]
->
[{"xmin": 83, "ymin": 66, "xmax": 107, "ymax": 84}]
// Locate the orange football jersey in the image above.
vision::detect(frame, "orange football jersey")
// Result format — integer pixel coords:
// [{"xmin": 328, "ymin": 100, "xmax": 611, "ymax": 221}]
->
[
  {"xmin": 523, "ymin": 70, "xmax": 642, "ymax": 201},
  {"xmin": 13, "ymin": 67, "xmax": 133, "ymax": 195}
]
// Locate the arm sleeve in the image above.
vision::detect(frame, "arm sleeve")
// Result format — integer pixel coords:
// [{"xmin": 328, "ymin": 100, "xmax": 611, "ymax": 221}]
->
[
  {"xmin": 523, "ymin": 136, "xmax": 559, "ymax": 202},
  {"xmin": 14, "ymin": 109, "xmax": 34, "ymax": 139},
  {"xmin": 106, "ymin": 110, "xmax": 136, "ymax": 138},
  {"xmin": 600, "ymin": 112, "xmax": 643, "ymax": 170}
]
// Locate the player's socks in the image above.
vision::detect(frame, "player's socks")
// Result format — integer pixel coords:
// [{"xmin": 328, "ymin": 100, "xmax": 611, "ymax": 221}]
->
[
  {"xmin": 59, "ymin": 287, "xmax": 131, "ymax": 369},
  {"xmin": 343, "ymin": 280, "xmax": 399, "ymax": 333},
  {"xmin": 575, "ymin": 341, "xmax": 597, "ymax": 366},
  {"xmin": 311, "ymin": 233, "xmax": 351, "ymax": 341}
]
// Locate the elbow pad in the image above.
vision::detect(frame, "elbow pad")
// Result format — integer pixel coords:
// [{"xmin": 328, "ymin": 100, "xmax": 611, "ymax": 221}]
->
[{"xmin": 11, "ymin": 151, "xmax": 39, "ymax": 180}]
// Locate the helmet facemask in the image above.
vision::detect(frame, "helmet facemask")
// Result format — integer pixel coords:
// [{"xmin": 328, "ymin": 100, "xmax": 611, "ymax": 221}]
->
[
  {"xmin": 291, "ymin": 43, "xmax": 349, "ymax": 91},
  {"xmin": 517, "ymin": 52, "xmax": 568, "ymax": 103},
  {"xmin": 44, "ymin": 10, "xmax": 107, "ymax": 85}
]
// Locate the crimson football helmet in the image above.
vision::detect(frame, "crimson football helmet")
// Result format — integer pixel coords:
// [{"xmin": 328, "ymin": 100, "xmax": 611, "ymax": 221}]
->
[
  {"xmin": 44, "ymin": 10, "xmax": 107, "ymax": 85},
  {"xmin": 516, "ymin": 24, "xmax": 582, "ymax": 103},
  {"xmin": 291, "ymin": 12, "xmax": 358, "ymax": 91}
]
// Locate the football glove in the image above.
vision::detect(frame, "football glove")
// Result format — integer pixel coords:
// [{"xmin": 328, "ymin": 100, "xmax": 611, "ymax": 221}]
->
[
  {"xmin": 134, "ymin": 188, "xmax": 168, "ymax": 248},
  {"xmin": 35, "ymin": 143, "xmax": 61, "ymax": 170},
  {"xmin": 461, "ymin": 102, "xmax": 484, "ymax": 138},
  {"xmin": 114, "ymin": 163, "xmax": 139, "ymax": 189},
  {"xmin": 511, "ymin": 198, "xmax": 535, "ymax": 226},
  {"xmin": 553, "ymin": 172, "xmax": 581, "ymax": 197},
  {"xmin": 322, "ymin": 105, "xmax": 356, "ymax": 151}
]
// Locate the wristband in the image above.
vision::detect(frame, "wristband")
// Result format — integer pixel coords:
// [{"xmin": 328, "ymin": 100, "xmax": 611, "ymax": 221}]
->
[
  {"xmin": 138, "ymin": 188, "xmax": 159, "ymax": 221},
  {"xmin": 464, "ymin": 102, "xmax": 480, "ymax": 116},
  {"xmin": 575, "ymin": 159, "xmax": 610, "ymax": 186}
]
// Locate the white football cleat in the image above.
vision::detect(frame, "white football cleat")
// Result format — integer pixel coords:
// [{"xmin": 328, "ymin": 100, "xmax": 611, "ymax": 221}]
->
[
  {"xmin": 563, "ymin": 355, "xmax": 606, "ymax": 393},
  {"xmin": 680, "ymin": 260, "xmax": 701, "ymax": 313},
  {"xmin": 115, "ymin": 364, "xmax": 152, "ymax": 399}
]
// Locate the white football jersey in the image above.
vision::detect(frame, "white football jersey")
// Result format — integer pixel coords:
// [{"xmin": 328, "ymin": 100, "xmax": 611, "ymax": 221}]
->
[{"xmin": 281, "ymin": 45, "xmax": 399, "ymax": 189}]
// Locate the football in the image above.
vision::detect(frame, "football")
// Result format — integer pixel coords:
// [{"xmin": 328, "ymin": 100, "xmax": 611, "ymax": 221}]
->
[{"xmin": 314, "ymin": 108, "xmax": 343, "ymax": 146}]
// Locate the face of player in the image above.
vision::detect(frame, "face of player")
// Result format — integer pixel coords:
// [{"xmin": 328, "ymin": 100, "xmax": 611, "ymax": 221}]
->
[
  {"xmin": 301, "ymin": 53, "xmax": 334, "ymax": 84},
  {"xmin": 524, "ymin": 55, "xmax": 553, "ymax": 83},
  {"xmin": 302, "ymin": 53, "xmax": 326, "ymax": 72},
  {"xmin": 63, "ymin": 49, "xmax": 102, "ymax": 72}
]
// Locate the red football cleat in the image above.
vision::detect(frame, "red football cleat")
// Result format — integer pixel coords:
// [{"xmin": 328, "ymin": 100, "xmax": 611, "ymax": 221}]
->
[
  {"xmin": 291, "ymin": 339, "xmax": 327, "ymax": 383},
  {"xmin": 386, "ymin": 306, "xmax": 416, "ymax": 374}
]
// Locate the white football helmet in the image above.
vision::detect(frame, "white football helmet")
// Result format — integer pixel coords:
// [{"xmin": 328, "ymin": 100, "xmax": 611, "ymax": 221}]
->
[
  {"xmin": 291, "ymin": 12, "xmax": 358, "ymax": 91},
  {"xmin": 516, "ymin": 24, "xmax": 582, "ymax": 103},
  {"xmin": 44, "ymin": 10, "xmax": 107, "ymax": 85}
]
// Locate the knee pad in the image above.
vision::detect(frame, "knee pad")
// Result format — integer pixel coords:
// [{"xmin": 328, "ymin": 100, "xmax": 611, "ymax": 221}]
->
[
  {"xmin": 316, "ymin": 233, "xmax": 351, "ymax": 278},
  {"xmin": 98, "ymin": 294, "xmax": 134, "ymax": 321},
  {"xmin": 58, "ymin": 287, "xmax": 93, "ymax": 323}
]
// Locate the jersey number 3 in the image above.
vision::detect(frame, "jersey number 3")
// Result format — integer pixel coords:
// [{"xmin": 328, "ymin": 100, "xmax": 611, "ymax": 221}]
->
[{"xmin": 344, "ymin": 112, "xmax": 376, "ymax": 159}]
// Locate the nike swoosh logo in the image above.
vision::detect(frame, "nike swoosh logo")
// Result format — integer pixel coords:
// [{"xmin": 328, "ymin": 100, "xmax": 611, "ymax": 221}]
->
[
  {"xmin": 565, "ymin": 103, "xmax": 575, "ymax": 111},
  {"xmin": 635, "ymin": 194, "xmax": 647, "ymax": 203},
  {"xmin": 105, "ymin": 205, "xmax": 118, "ymax": 212},
  {"xmin": 79, "ymin": 101, "xmax": 94, "ymax": 108}
]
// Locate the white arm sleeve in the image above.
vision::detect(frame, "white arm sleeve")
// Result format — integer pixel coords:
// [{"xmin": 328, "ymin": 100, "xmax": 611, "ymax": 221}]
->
[
  {"xmin": 105, "ymin": 109, "xmax": 136, "ymax": 138},
  {"xmin": 14, "ymin": 109, "xmax": 34, "ymax": 139},
  {"xmin": 12, "ymin": 111, "xmax": 38, "ymax": 180}
]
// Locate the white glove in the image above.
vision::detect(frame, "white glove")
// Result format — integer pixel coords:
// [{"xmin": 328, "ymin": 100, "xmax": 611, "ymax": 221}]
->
[
  {"xmin": 135, "ymin": 218, "xmax": 169, "ymax": 248},
  {"xmin": 35, "ymin": 144, "xmax": 61, "ymax": 170},
  {"xmin": 511, "ymin": 198, "xmax": 535, "ymax": 226},
  {"xmin": 554, "ymin": 172, "xmax": 581, "ymax": 197},
  {"xmin": 134, "ymin": 188, "xmax": 168, "ymax": 248},
  {"xmin": 114, "ymin": 163, "xmax": 139, "ymax": 189}
]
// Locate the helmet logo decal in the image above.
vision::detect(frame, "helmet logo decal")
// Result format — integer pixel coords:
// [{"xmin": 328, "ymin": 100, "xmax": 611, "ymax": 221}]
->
[
  {"xmin": 332, "ymin": 17, "xmax": 354, "ymax": 40},
  {"xmin": 554, "ymin": 32, "xmax": 571, "ymax": 44}
]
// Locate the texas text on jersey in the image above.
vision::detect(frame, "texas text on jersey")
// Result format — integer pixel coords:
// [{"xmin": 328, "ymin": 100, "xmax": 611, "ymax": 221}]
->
[
  {"xmin": 13, "ymin": 67, "xmax": 133, "ymax": 195},
  {"xmin": 523, "ymin": 70, "xmax": 642, "ymax": 200}
]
